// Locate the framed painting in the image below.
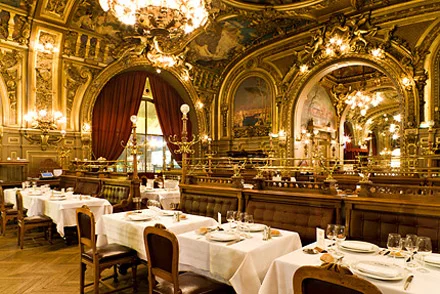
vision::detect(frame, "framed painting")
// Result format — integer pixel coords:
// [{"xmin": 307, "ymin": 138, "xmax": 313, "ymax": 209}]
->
[{"xmin": 233, "ymin": 76, "xmax": 272, "ymax": 137}]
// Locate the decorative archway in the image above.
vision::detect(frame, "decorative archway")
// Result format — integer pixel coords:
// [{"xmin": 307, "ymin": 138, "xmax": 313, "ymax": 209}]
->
[
  {"xmin": 76, "ymin": 56, "xmax": 202, "ymax": 136},
  {"xmin": 283, "ymin": 54, "xmax": 416, "ymax": 158}
]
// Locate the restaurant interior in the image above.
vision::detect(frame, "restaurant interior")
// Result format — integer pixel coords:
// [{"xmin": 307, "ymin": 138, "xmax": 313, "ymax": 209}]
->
[{"xmin": 1, "ymin": 0, "xmax": 440, "ymax": 293}]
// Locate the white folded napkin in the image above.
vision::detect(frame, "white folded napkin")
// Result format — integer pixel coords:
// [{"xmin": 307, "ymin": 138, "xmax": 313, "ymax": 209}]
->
[
  {"xmin": 424, "ymin": 254, "xmax": 440, "ymax": 264},
  {"xmin": 341, "ymin": 241, "xmax": 373, "ymax": 251},
  {"xmin": 356, "ymin": 262, "xmax": 399, "ymax": 278}
]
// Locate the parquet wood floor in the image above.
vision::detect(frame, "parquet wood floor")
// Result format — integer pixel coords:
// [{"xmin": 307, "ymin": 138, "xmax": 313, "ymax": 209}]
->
[{"xmin": 0, "ymin": 228, "xmax": 149, "ymax": 293}]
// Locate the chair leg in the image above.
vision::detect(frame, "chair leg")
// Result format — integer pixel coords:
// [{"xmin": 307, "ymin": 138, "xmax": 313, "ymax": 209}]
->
[
  {"xmin": 132, "ymin": 260, "xmax": 137, "ymax": 292},
  {"xmin": 80, "ymin": 262, "xmax": 86, "ymax": 294},
  {"xmin": 113, "ymin": 265, "xmax": 118, "ymax": 283},
  {"xmin": 17, "ymin": 224, "xmax": 21, "ymax": 247},
  {"xmin": 48, "ymin": 224, "xmax": 52, "ymax": 244},
  {"xmin": 20, "ymin": 226, "xmax": 24, "ymax": 249},
  {"xmin": 2, "ymin": 214, "xmax": 8, "ymax": 237},
  {"xmin": 93, "ymin": 264, "xmax": 100, "ymax": 294}
]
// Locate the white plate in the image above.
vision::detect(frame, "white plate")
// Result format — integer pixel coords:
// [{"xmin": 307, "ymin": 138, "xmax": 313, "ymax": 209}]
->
[
  {"xmin": 340, "ymin": 241, "xmax": 378, "ymax": 253},
  {"xmin": 207, "ymin": 232, "xmax": 240, "ymax": 242},
  {"xmin": 248, "ymin": 223, "xmax": 266, "ymax": 232},
  {"xmin": 161, "ymin": 210, "xmax": 177, "ymax": 216},
  {"xmin": 351, "ymin": 261, "xmax": 404, "ymax": 281},
  {"xmin": 424, "ymin": 253, "xmax": 440, "ymax": 265},
  {"xmin": 127, "ymin": 214, "xmax": 153, "ymax": 221},
  {"xmin": 49, "ymin": 197, "xmax": 66, "ymax": 201}
]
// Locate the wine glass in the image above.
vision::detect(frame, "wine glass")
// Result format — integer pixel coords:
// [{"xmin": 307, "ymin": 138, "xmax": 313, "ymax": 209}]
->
[
  {"xmin": 326, "ymin": 224, "xmax": 337, "ymax": 249},
  {"xmin": 417, "ymin": 236, "xmax": 432, "ymax": 273},
  {"xmin": 387, "ymin": 233, "xmax": 402, "ymax": 265},
  {"xmin": 404, "ymin": 234, "xmax": 418, "ymax": 268},
  {"xmin": 244, "ymin": 214, "xmax": 254, "ymax": 238},
  {"xmin": 226, "ymin": 211, "xmax": 237, "ymax": 231},
  {"xmin": 335, "ymin": 225, "xmax": 346, "ymax": 252}
]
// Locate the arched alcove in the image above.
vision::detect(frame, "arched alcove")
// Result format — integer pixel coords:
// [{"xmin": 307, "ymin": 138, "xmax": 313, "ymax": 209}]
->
[{"xmin": 285, "ymin": 55, "xmax": 414, "ymax": 159}]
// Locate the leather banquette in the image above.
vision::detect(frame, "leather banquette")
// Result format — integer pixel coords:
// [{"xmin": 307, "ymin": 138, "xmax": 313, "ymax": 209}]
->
[
  {"xmin": 346, "ymin": 197, "xmax": 440, "ymax": 253},
  {"xmin": 97, "ymin": 180, "xmax": 132, "ymax": 212},
  {"xmin": 244, "ymin": 191, "xmax": 343, "ymax": 245},
  {"xmin": 179, "ymin": 185, "xmax": 241, "ymax": 222}
]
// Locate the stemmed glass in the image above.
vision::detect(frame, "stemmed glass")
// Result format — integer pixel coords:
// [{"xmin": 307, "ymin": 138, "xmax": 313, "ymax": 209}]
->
[
  {"xmin": 326, "ymin": 224, "xmax": 337, "ymax": 251},
  {"xmin": 335, "ymin": 225, "xmax": 346, "ymax": 252},
  {"xmin": 244, "ymin": 214, "xmax": 254, "ymax": 238},
  {"xmin": 404, "ymin": 234, "xmax": 418, "ymax": 268},
  {"xmin": 226, "ymin": 211, "xmax": 237, "ymax": 231},
  {"xmin": 387, "ymin": 233, "xmax": 402, "ymax": 265},
  {"xmin": 417, "ymin": 236, "xmax": 432, "ymax": 273}
]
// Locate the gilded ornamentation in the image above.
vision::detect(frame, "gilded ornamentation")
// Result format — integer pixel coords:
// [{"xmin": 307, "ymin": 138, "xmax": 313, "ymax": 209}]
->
[
  {"xmin": 64, "ymin": 63, "xmax": 99, "ymax": 126},
  {"xmin": 0, "ymin": 11, "xmax": 10, "ymax": 40},
  {"xmin": 0, "ymin": 49, "xmax": 21, "ymax": 124},
  {"xmin": 44, "ymin": 0, "xmax": 67, "ymax": 17},
  {"xmin": 35, "ymin": 31, "xmax": 58, "ymax": 110},
  {"xmin": 12, "ymin": 15, "xmax": 30, "ymax": 44}
]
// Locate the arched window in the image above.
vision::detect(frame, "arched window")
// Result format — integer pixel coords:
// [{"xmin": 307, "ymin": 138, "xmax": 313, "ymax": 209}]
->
[{"xmin": 117, "ymin": 78, "xmax": 176, "ymax": 173}]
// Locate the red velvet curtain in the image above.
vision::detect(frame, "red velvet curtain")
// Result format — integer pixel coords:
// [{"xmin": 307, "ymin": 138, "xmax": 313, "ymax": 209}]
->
[
  {"xmin": 92, "ymin": 71, "xmax": 148, "ymax": 160},
  {"xmin": 148, "ymin": 74, "xmax": 192, "ymax": 165}
]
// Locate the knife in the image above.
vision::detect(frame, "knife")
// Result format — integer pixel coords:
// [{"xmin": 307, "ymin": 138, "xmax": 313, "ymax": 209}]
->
[
  {"xmin": 404, "ymin": 275, "xmax": 414, "ymax": 290},
  {"xmin": 226, "ymin": 238, "xmax": 245, "ymax": 246}
]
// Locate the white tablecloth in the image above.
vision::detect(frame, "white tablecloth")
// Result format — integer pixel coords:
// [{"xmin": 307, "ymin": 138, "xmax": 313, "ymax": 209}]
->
[
  {"xmin": 4, "ymin": 188, "xmax": 112, "ymax": 237},
  {"xmin": 259, "ymin": 241, "xmax": 440, "ymax": 294},
  {"xmin": 97, "ymin": 210, "xmax": 217, "ymax": 259},
  {"xmin": 178, "ymin": 228, "xmax": 302, "ymax": 294},
  {"xmin": 140, "ymin": 188, "xmax": 180, "ymax": 210}
]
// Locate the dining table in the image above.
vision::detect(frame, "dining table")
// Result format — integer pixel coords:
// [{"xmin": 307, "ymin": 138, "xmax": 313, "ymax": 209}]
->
[
  {"xmin": 259, "ymin": 239, "xmax": 440, "ymax": 294},
  {"xmin": 140, "ymin": 186, "xmax": 180, "ymax": 210},
  {"xmin": 4, "ymin": 187, "xmax": 112, "ymax": 237},
  {"xmin": 96, "ymin": 208, "xmax": 218, "ymax": 259},
  {"xmin": 177, "ymin": 225, "xmax": 302, "ymax": 294}
]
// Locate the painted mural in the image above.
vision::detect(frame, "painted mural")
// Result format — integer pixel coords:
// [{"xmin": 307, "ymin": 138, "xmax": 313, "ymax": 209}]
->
[
  {"xmin": 300, "ymin": 84, "xmax": 336, "ymax": 130},
  {"xmin": 234, "ymin": 76, "xmax": 271, "ymax": 128}
]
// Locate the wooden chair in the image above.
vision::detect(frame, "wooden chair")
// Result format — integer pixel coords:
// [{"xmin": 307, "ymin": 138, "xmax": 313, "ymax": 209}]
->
[
  {"xmin": 76, "ymin": 205, "xmax": 138, "ymax": 294},
  {"xmin": 16, "ymin": 191, "xmax": 53, "ymax": 249},
  {"xmin": 144, "ymin": 224, "xmax": 234, "ymax": 294},
  {"xmin": 293, "ymin": 264, "xmax": 382, "ymax": 294},
  {"xmin": 0, "ymin": 186, "xmax": 16, "ymax": 236}
]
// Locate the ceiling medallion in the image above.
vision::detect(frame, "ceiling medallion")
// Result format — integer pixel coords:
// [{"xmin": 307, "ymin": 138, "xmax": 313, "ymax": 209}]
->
[
  {"xmin": 99, "ymin": 0, "xmax": 210, "ymax": 73},
  {"xmin": 99, "ymin": 0, "xmax": 210, "ymax": 37}
]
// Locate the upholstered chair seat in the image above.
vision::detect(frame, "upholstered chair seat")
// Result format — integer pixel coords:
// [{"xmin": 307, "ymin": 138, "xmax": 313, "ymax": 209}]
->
[
  {"xmin": 144, "ymin": 224, "xmax": 234, "ymax": 294},
  {"xmin": 76, "ymin": 205, "xmax": 138, "ymax": 293},
  {"xmin": 16, "ymin": 191, "xmax": 53, "ymax": 249}
]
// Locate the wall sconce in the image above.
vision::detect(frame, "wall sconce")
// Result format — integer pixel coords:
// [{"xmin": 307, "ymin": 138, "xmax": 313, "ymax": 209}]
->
[{"xmin": 23, "ymin": 109, "xmax": 66, "ymax": 151}]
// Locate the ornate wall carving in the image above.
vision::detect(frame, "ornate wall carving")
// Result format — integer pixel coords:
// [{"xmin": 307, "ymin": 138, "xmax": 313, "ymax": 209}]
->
[{"xmin": 0, "ymin": 49, "xmax": 22, "ymax": 125}]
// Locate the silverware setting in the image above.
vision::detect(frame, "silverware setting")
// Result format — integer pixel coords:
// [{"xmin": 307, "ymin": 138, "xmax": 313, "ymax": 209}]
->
[
  {"xmin": 403, "ymin": 274, "xmax": 414, "ymax": 290},
  {"xmin": 226, "ymin": 238, "xmax": 245, "ymax": 246}
]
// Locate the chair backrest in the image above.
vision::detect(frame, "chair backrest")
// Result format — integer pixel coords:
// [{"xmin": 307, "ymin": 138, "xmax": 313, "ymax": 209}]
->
[
  {"xmin": 293, "ymin": 265, "xmax": 382, "ymax": 294},
  {"xmin": 0, "ymin": 186, "xmax": 5, "ymax": 210},
  {"xmin": 15, "ymin": 191, "xmax": 25, "ymax": 220},
  {"xmin": 144, "ymin": 224, "xmax": 179, "ymax": 291},
  {"xmin": 76, "ymin": 205, "xmax": 96, "ymax": 253}
]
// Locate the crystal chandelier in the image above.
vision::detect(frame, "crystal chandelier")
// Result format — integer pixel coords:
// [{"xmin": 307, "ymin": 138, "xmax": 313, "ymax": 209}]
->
[
  {"xmin": 345, "ymin": 90, "xmax": 383, "ymax": 116},
  {"xmin": 99, "ymin": 0, "xmax": 210, "ymax": 37}
]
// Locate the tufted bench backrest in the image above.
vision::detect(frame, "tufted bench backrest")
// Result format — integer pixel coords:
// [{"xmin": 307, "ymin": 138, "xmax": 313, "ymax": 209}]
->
[
  {"xmin": 245, "ymin": 198, "xmax": 338, "ymax": 245},
  {"xmin": 74, "ymin": 178, "xmax": 100, "ymax": 196},
  {"xmin": 180, "ymin": 194, "xmax": 239, "ymax": 222},
  {"xmin": 347, "ymin": 200, "xmax": 440, "ymax": 253},
  {"xmin": 98, "ymin": 182, "xmax": 131, "ymax": 213}
]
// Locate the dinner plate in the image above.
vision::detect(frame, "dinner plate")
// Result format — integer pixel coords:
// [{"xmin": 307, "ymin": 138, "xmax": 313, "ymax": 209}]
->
[
  {"xmin": 340, "ymin": 241, "xmax": 378, "ymax": 253},
  {"xmin": 161, "ymin": 210, "xmax": 176, "ymax": 216},
  {"xmin": 350, "ymin": 261, "xmax": 404, "ymax": 281},
  {"xmin": 424, "ymin": 253, "xmax": 440, "ymax": 267},
  {"xmin": 127, "ymin": 214, "xmax": 154, "ymax": 221},
  {"xmin": 248, "ymin": 223, "xmax": 266, "ymax": 232},
  {"xmin": 207, "ymin": 231, "xmax": 240, "ymax": 242},
  {"xmin": 49, "ymin": 197, "xmax": 66, "ymax": 201}
]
